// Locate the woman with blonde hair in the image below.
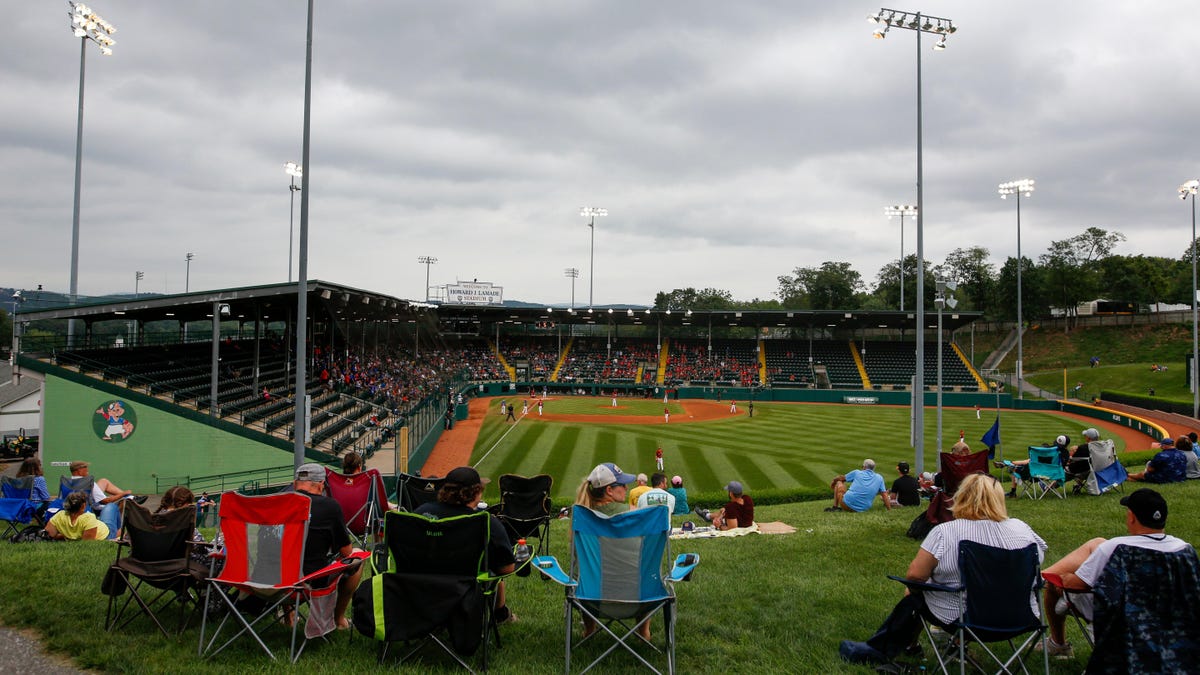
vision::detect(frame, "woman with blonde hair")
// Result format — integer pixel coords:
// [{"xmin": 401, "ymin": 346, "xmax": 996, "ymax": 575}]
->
[
  {"xmin": 575, "ymin": 463, "xmax": 637, "ymax": 516},
  {"xmin": 840, "ymin": 473, "xmax": 1047, "ymax": 664}
]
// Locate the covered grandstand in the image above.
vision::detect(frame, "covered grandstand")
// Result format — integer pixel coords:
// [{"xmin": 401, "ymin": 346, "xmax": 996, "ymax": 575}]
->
[{"xmin": 8, "ymin": 280, "xmax": 987, "ymax": 493}]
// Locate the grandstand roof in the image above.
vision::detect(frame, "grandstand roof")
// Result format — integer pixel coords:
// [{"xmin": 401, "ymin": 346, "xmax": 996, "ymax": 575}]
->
[{"xmin": 12, "ymin": 280, "xmax": 982, "ymax": 333}]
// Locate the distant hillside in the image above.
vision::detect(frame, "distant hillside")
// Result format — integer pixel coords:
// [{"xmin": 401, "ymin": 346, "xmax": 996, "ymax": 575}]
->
[{"xmin": 1020, "ymin": 323, "xmax": 1193, "ymax": 372}]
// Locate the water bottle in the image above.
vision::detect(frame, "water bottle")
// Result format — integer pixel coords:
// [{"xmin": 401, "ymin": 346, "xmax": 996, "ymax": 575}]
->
[{"xmin": 514, "ymin": 538, "xmax": 532, "ymax": 576}]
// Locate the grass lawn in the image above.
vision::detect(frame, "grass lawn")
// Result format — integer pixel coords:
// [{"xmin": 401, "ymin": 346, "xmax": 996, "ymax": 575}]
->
[
  {"xmin": 4, "ymin": 482, "xmax": 1199, "ymax": 673},
  {"xmin": 1028, "ymin": 362, "xmax": 1191, "ymax": 403},
  {"xmin": 471, "ymin": 398, "xmax": 1130, "ymax": 507}
]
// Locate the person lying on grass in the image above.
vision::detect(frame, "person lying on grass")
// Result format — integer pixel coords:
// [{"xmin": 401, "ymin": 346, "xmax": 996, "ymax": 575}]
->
[{"xmin": 839, "ymin": 473, "xmax": 1046, "ymax": 665}]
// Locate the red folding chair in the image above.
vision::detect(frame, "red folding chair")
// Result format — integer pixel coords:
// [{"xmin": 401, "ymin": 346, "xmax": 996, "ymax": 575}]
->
[
  {"xmin": 198, "ymin": 492, "xmax": 367, "ymax": 663},
  {"xmin": 324, "ymin": 468, "xmax": 389, "ymax": 550}
]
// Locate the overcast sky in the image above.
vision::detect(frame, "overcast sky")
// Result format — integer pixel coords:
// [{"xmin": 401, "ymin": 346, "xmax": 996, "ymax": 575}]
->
[{"xmin": 4, "ymin": 2, "xmax": 1198, "ymax": 308}]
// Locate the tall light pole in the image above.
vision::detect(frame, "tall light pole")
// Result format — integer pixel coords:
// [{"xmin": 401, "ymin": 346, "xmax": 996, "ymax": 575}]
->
[
  {"xmin": 885, "ymin": 205, "xmax": 917, "ymax": 311},
  {"xmin": 1180, "ymin": 179, "xmax": 1199, "ymax": 419},
  {"xmin": 285, "ymin": 161, "xmax": 302, "ymax": 283},
  {"xmin": 417, "ymin": 256, "xmax": 438, "ymax": 302},
  {"xmin": 185, "ymin": 252, "xmax": 194, "ymax": 292},
  {"xmin": 935, "ymin": 279, "xmax": 958, "ymax": 454},
  {"xmin": 580, "ymin": 207, "xmax": 607, "ymax": 308},
  {"xmin": 134, "ymin": 270, "xmax": 143, "ymax": 297},
  {"xmin": 565, "ymin": 267, "xmax": 579, "ymax": 308},
  {"xmin": 870, "ymin": 8, "xmax": 956, "ymax": 475},
  {"xmin": 999, "ymin": 178, "xmax": 1034, "ymax": 400},
  {"xmin": 66, "ymin": 2, "xmax": 116, "ymax": 348},
  {"xmin": 292, "ymin": 0, "xmax": 316, "ymax": 473}
]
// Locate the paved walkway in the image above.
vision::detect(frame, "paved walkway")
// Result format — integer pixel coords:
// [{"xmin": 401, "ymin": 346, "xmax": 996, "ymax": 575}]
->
[{"xmin": 0, "ymin": 627, "xmax": 86, "ymax": 674}]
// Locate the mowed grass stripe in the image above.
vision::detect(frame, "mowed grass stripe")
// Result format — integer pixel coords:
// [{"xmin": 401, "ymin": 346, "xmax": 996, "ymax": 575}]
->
[{"xmin": 468, "ymin": 401, "xmax": 1131, "ymax": 502}]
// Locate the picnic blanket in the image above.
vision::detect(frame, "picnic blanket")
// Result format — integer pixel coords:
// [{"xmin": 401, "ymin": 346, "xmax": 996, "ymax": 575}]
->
[{"xmin": 669, "ymin": 521, "xmax": 795, "ymax": 539}]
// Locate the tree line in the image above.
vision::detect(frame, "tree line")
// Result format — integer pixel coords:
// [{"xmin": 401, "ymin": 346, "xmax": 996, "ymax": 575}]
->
[{"xmin": 654, "ymin": 227, "xmax": 1199, "ymax": 322}]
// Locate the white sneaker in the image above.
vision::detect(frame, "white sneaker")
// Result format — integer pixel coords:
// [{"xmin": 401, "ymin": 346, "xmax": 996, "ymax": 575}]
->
[{"xmin": 1034, "ymin": 639, "xmax": 1074, "ymax": 659}]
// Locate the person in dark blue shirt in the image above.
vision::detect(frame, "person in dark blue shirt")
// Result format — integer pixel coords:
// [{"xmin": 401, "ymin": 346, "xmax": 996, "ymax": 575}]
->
[{"xmin": 1129, "ymin": 436, "xmax": 1187, "ymax": 484}]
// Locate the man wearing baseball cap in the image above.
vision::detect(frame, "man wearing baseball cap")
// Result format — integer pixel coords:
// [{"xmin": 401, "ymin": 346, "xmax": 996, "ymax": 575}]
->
[
  {"xmin": 415, "ymin": 466, "xmax": 519, "ymax": 625},
  {"xmin": 1040, "ymin": 488, "xmax": 1192, "ymax": 658},
  {"xmin": 294, "ymin": 463, "xmax": 362, "ymax": 630},
  {"xmin": 1129, "ymin": 435, "xmax": 1187, "ymax": 484},
  {"xmin": 696, "ymin": 480, "xmax": 754, "ymax": 531}
]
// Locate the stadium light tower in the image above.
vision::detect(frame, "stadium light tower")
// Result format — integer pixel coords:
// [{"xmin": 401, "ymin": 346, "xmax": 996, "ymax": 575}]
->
[
  {"xmin": 292, "ymin": 0, "xmax": 317, "ymax": 473},
  {"xmin": 869, "ymin": 8, "xmax": 956, "ymax": 475},
  {"xmin": 284, "ymin": 161, "xmax": 302, "ymax": 282},
  {"xmin": 134, "ymin": 270, "xmax": 143, "ymax": 297},
  {"xmin": 1180, "ymin": 179, "xmax": 1200, "ymax": 419},
  {"xmin": 935, "ymin": 279, "xmax": 958, "ymax": 454},
  {"xmin": 580, "ymin": 207, "xmax": 607, "ymax": 308},
  {"xmin": 885, "ymin": 205, "xmax": 917, "ymax": 311},
  {"xmin": 565, "ymin": 267, "xmax": 579, "ymax": 309},
  {"xmin": 999, "ymin": 178, "xmax": 1034, "ymax": 400},
  {"xmin": 66, "ymin": 2, "xmax": 116, "ymax": 348},
  {"xmin": 417, "ymin": 256, "xmax": 438, "ymax": 302},
  {"xmin": 185, "ymin": 252, "xmax": 195, "ymax": 292}
]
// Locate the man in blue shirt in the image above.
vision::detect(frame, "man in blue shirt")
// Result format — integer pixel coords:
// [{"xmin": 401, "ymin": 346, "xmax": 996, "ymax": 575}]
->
[
  {"xmin": 827, "ymin": 459, "xmax": 892, "ymax": 512},
  {"xmin": 1129, "ymin": 436, "xmax": 1187, "ymax": 484}
]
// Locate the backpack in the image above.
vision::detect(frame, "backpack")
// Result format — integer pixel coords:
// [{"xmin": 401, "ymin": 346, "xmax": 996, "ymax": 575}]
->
[{"xmin": 10, "ymin": 525, "xmax": 51, "ymax": 543}]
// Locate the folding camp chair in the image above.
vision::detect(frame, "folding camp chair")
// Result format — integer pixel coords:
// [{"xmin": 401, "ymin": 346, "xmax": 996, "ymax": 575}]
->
[
  {"xmin": 890, "ymin": 541, "xmax": 1048, "ymax": 675},
  {"xmin": 1041, "ymin": 573, "xmax": 1095, "ymax": 648},
  {"xmin": 102, "ymin": 502, "xmax": 208, "ymax": 637},
  {"xmin": 397, "ymin": 472, "xmax": 445, "ymax": 512},
  {"xmin": 534, "ymin": 505, "xmax": 700, "ymax": 675},
  {"xmin": 1080, "ymin": 440, "xmax": 1126, "ymax": 496},
  {"xmin": 1022, "ymin": 446, "xmax": 1066, "ymax": 499},
  {"xmin": 199, "ymin": 492, "xmax": 368, "ymax": 663},
  {"xmin": 352, "ymin": 510, "xmax": 506, "ymax": 673},
  {"xmin": 1087, "ymin": 544, "xmax": 1200, "ymax": 674},
  {"xmin": 58, "ymin": 474, "xmax": 98, "ymax": 509},
  {"xmin": 0, "ymin": 476, "xmax": 47, "ymax": 540},
  {"xmin": 936, "ymin": 451, "xmax": 991, "ymax": 496},
  {"xmin": 488, "ymin": 473, "xmax": 553, "ymax": 558},
  {"xmin": 324, "ymin": 468, "xmax": 389, "ymax": 550}
]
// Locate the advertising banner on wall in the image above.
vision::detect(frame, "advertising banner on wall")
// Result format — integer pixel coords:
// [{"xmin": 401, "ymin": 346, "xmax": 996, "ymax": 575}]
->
[{"xmin": 446, "ymin": 281, "xmax": 504, "ymax": 305}]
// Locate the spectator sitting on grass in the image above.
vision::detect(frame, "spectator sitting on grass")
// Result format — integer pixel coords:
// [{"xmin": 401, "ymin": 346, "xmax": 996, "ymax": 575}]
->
[
  {"xmin": 1180, "ymin": 435, "xmax": 1200, "ymax": 480},
  {"xmin": 1128, "ymin": 436, "xmax": 1187, "ymax": 484},
  {"xmin": 627, "ymin": 473, "xmax": 651, "ymax": 505},
  {"xmin": 889, "ymin": 462, "xmax": 921, "ymax": 507},
  {"xmin": 634, "ymin": 472, "xmax": 675, "ymax": 517},
  {"xmin": 666, "ymin": 475, "xmax": 690, "ymax": 515},
  {"xmin": 696, "ymin": 480, "xmax": 755, "ymax": 530},
  {"xmin": 45, "ymin": 491, "xmax": 109, "ymax": 541},
  {"xmin": 827, "ymin": 459, "xmax": 891, "ymax": 513}
]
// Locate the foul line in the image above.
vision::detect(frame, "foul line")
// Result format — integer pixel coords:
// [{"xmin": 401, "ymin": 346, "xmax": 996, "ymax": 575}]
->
[{"xmin": 473, "ymin": 413, "xmax": 524, "ymax": 468}]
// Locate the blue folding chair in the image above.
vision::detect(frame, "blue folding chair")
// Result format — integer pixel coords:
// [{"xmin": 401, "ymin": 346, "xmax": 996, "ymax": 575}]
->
[
  {"xmin": 534, "ymin": 505, "xmax": 699, "ymax": 674},
  {"xmin": 0, "ymin": 476, "xmax": 42, "ymax": 539},
  {"xmin": 1024, "ymin": 446, "xmax": 1066, "ymax": 499}
]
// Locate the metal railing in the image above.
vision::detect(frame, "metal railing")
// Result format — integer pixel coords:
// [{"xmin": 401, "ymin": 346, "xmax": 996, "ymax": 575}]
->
[{"xmin": 155, "ymin": 464, "xmax": 294, "ymax": 495}]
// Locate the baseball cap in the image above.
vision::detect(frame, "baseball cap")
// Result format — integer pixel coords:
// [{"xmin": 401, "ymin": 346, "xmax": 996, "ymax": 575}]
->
[
  {"xmin": 1055, "ymin": 435, "xmax": 1069, "ymax": 446},
  {"xmin": 1159, "ymin": 436, "xmax": 1175, "ymax": 448},
  {"xmin": 296, "ymin": 463, "xmax": 327, "ymax": 482},
  {"xmin": 69, "ymin": 461, "xmax": 89, "ymax": 471},
  {"xmin": 681, "ymin": 520, "xmax": 695, "ymax": 532},
  {"xmin": 445, "ymin": 466, "xmax": 489, "ymax": 487},
  {"xmin": 1120, "ymin": 488, "xmax": 1168, "ymax": 528},
  {"xmin": 671, "ymin": 475, "xmax": 683, "ymax": 487},
  {"xmin": 724, "ymin": 480, "xmax": 744, "ymax": 495},
  {"xmin": 587, "ymin": 463, "xmax": 637, "ymax": 489},
  {"xmin": 1082, "ymin": 428, "xmax": 1100, "ymax": 441},
  {"xmin": 897, "ymin": 461, "xmax": 910, "ymax": 473}
]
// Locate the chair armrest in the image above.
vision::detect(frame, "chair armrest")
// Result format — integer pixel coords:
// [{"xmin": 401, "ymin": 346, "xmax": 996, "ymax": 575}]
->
[
  {"xmin": 887, "ymin": 575, "xmax": 962, "ymax": 595},
  {"xmin": 532, "ymin": 555, "xmax": 575, "ymax": 587},
  {"xmin": 1041, "ymin": 572, "xmax": 1065, "ymax": 590},
  {"xmin": 668, "ymin": 553, "xmax": 700, "ymax": 583},
  {"xmin": 298, "ymin": 550, "xmax": 370, "ymax": 587}
]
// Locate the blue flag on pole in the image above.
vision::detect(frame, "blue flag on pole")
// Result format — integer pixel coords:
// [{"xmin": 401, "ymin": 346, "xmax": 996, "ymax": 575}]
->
[{"xmin": 981, "ymin": 417, "xmax": 1001, "ymax": 456}]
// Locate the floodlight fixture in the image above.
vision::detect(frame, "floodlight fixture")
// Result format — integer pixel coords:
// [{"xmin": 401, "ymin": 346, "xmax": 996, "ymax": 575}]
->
[{"xmin": 580, "ymin": 207, "xmax": 607, "ymax": 308}]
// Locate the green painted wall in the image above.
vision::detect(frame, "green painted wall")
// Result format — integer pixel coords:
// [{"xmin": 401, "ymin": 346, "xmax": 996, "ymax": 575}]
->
[{"xmin": 43, "ymin": 375, "xmax": 290, "ymax": 493}]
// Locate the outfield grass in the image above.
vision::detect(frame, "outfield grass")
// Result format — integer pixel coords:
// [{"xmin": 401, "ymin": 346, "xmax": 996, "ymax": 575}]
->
[
  {"xmin": 4, "ymin": 482, "xmax": 1199, "ymax": 674},
  {"xmin": 472, "ymin": 398, "xmax": 1130, "ymax": 507}
]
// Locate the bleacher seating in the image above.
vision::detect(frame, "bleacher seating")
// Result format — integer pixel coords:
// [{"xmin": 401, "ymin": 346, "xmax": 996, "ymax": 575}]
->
[{"xmin": 559, "ymin": 338, "xmax": 657, "ymax": 383}]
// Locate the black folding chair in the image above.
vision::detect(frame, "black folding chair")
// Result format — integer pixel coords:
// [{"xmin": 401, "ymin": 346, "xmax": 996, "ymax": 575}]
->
[
  {"xmin": 352, "ymin": 510, "xmax": 505, "ymax": 673},
  {"xmin": 488, "ymin": 473, "xmax": 553, "ymax": 558},
  {"xmin": 396, "ymin": 472, "xmax": 445, "ymax": 512},
  {"xmin": 102, "ymin": 503, "xmax": 208, "ymax": 637},
  {"xmin": 890, "ymin": 541, "xmax": 1048, "ymax": 675}
]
